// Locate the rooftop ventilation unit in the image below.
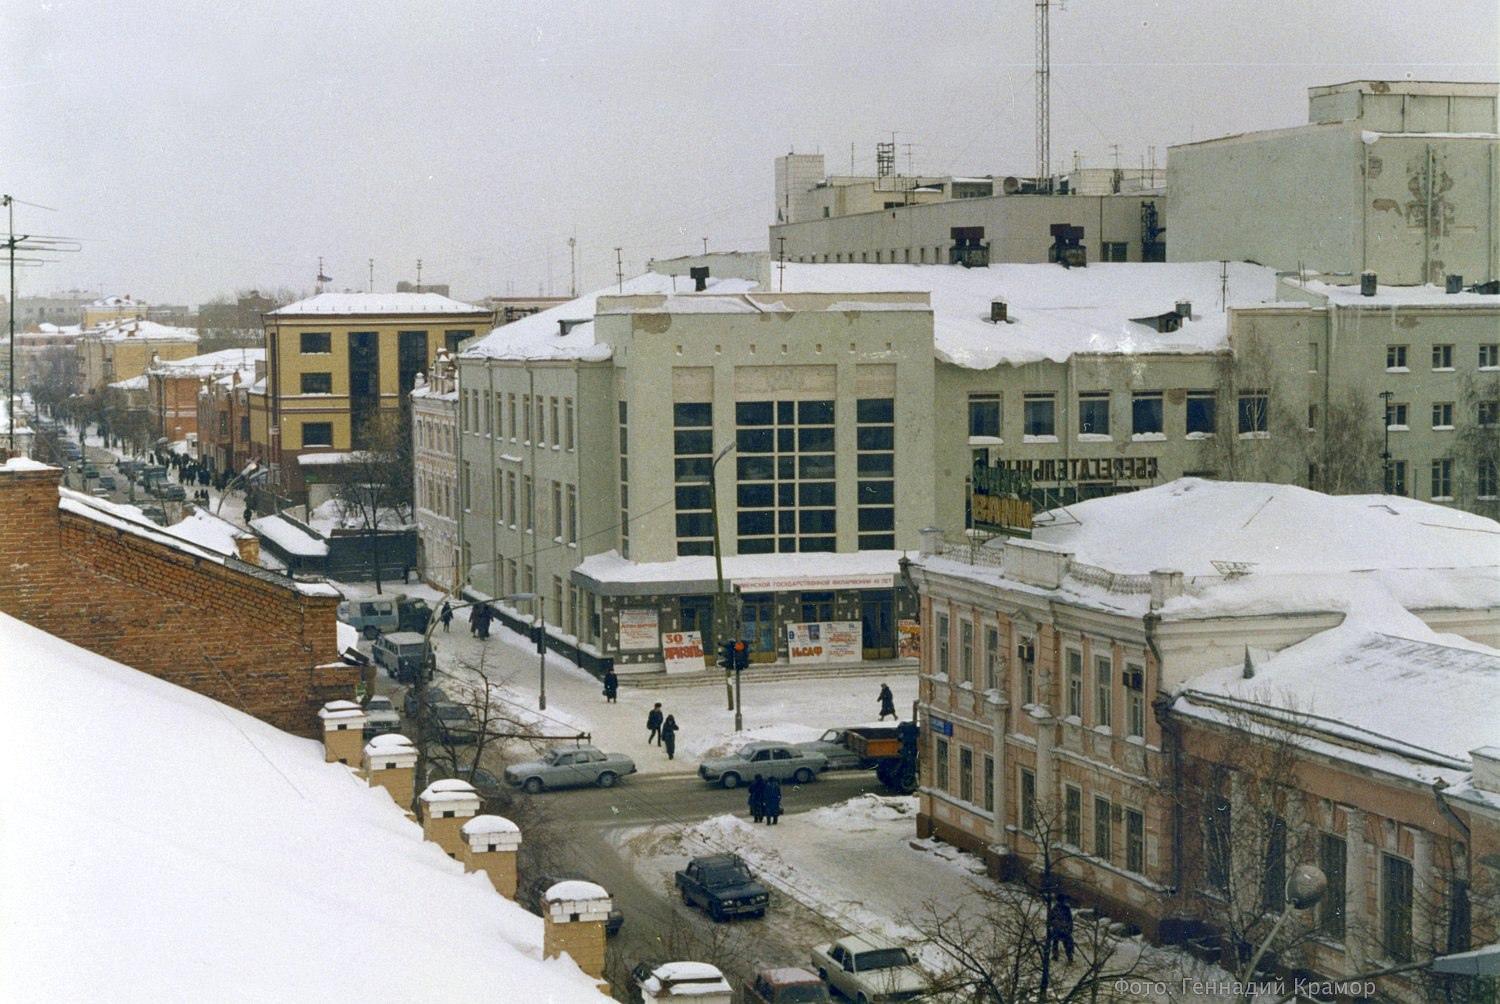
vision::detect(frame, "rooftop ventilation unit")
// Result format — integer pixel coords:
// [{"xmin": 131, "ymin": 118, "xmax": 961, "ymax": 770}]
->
[{"xmin": 689, "ymin": 266, "xmax": 710, "ymax": 291}]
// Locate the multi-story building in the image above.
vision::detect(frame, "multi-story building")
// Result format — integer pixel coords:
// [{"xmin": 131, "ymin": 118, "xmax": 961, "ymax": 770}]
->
[
  {"xmin": 1169, "ymin": 80, "xmax": 1500, "ymax": 284},
  {"xmin": 257, "ymin": 292, "xmax": 493, "ymax": 499},
  {"xmin": 76, "ymin": 319, "xmax": 200, "ymax": 394},
  {"xmin": 479, "ymin": 295, "xmax": 572, "ymax": 325},
  {"xmin": 145, "ymin": 347, "xmax": 263, "ymax": 443},
  {"xmin": 12, "ymin": 322, "xmax": 82, "ymax": 390},
  {"xmin": 196, "ymin": 358, "xmax": 261, "ymax": 477},
  {"xmin": 82, "ymin": 294, "xmax": 148, "ymax": 328},
  {"xmin": 14, "ymin": 290, "xmax": 93, "ymax": 329},
  {"xmin": 908, "ymin": 481, "xmax": 1499, "ymax": 999},
  {"xmin": 770, "ymin": 152, "xmax": 1167, "ymax": 266},
  {"xmin": 411, "ymin": 348, "xmax": 460, "ymax": 589}
]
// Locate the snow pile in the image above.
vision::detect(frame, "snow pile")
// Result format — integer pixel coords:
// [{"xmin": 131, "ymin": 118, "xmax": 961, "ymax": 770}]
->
[
  {"xmin": 0, "ymin": 611, "xmax": 611, "ymax": 1001},
  {"xmin": 2, "ymin": 455, "xmax": 53, "ymax": 473},
  {"xmin": 161, "ymin": 507, "xmax": 248, "ymax": 557},
  {"xmin": 250, "ymin": 513, "xmax": 330, "ymax": 557},
  {"xmin": 270, "ymin": 292, "xmax": 489, "ymax": 316},
  {"xmin": 803, "ymin": 792, "xmax": 920, "ymax": 832}
]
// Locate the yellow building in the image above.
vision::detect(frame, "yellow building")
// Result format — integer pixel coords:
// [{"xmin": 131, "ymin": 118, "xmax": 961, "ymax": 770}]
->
[
  {"xmin": 260, "ymin": 292, "xmax": 494, "ymax": 496},
  {"xmin": 82, "ymin": 294, "xmax": 148, "ymax": 328},
  {"xmin": 76, "ymin": 319, "xmax": 200, "ymax": 394}
]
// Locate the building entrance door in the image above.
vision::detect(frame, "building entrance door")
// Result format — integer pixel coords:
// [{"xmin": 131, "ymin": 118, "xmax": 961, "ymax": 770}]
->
[
  {"xmin": 741, "ymin": 593, "xmax": 776, "ymax": 663},
  {"xmin": 860, "ymin": 590, "xmax": 895, "ymax": 659}
]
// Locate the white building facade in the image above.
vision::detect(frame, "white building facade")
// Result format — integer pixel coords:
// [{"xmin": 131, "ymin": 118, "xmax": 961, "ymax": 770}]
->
[{"xmin": 411, "ymin": 348, "xmax": 461, "ymax": 590}]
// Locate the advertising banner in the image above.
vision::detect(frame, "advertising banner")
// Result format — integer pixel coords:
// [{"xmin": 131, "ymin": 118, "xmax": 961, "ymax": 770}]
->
[
  {"xmin": 898, "ymin": 619, "xmax": 922, "ymax": 660},
  {"xmin": 617, "ymin": 607, "xmax": 660, "ymax": 652},
  {"xmin": 787, "ymin": 621, "xmax": 862, "ymax": 664},
  {"xmin": 661, "ymin": 630, "xmax": 706, "ymax": 674},
  {"xmin": 785, "ymin": 622, "xmax": 824, "ymax": 664}
]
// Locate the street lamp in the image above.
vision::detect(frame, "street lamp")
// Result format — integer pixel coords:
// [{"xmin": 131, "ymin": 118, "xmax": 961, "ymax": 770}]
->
[{"xmin": 1240, "ymin": 863, "xmax": 1327, "ymax": 998}]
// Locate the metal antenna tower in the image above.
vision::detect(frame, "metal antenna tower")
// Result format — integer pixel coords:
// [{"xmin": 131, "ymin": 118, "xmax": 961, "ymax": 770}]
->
[
  {"xmin": 1035, "ymin": 0, "xmax": 1052, "ymax": 190},
  {"xmin": 1, "ymin": 195, "xmax": 80, "ymax": 454},
  {"xmin": 568, "ymin": 235, "xmax": 577, "ymax": 297},
  {"xmin": 614, "ymin": 247, "xmax": 624, "ymax": 292}
]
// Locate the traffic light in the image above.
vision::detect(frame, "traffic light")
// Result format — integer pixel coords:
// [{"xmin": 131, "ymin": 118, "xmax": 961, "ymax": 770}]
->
[
  {"xmin": 718, "ymin": 639, "xmax": 737, "ymax": 671},
  {"xmin": 719, "ymin": 639, "xmax": 750, "ymax": 671}
]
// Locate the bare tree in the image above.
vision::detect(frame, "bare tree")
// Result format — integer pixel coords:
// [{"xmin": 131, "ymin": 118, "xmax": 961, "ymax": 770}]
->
[
  {"xmin": 1454, "ymin": 371, "xmax": 1500, "ymax": 517},
  {"xmin": 326, "ymin": 411, "xmax": 414, "ymax": 593},
  {"xmin": 26, "ymin": 345, "xmax": 79, "ymax": 417}
]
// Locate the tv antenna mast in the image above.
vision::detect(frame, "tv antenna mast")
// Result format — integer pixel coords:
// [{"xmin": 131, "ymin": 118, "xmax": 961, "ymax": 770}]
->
[{"xmin": 1035, "ymin": 0, "xmax": 1055, "ymax": 191}]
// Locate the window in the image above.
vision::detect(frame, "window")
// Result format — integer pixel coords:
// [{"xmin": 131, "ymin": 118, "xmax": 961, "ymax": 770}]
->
[
  {"xmin": 673, "ymin": 401, "xmax": 715, "ymax": 555},
  {"xmin": 1432, "ymin": 402, "xmax": 1454, "ymax": 429},
  {"xmin": 1124, "ymin": 663, "xmax": 1145, "ymax": 737},
  {"xmin": 1263, "ymin": 814, "xmax": 1288, "ymax": 911},
  {"xmin": 959, "ymin": 747, "xmax": 973, "ymax": 803},
  {"xmin": 959, "ymin": 621, "xmax": 974, "ymax": 685},
  {"xmin": 1206, "ymin": 770, "xmax": 1231, "ymax": 894},
  {"xmin": 1449, "ymin": 878, "xmax": 1472, "ymax": 953},
  {"xmin": 522, "ymin": 474, "xmax": 533, "ymax": 530},
  {"xmin": 1307, "ymin": 403, "xmax": 1318, "ymax": 431},
  {"xmin": 1126, "ymin": 809, "xmax": 1145, "ymax": 873},
  {"xmin": 1094, "ymin": 655, "xmax": 1112, "ymax": 729},
  {"xmin": 461, "ymin": 461, "xmax": 472, "ymax": 510},
  {"xmin": 483, "ymin": 392, "xmax": 492, "ymax": 435},
  {"xmin": 504, "ymin": 471, "xmax": 517, "ymax": 525},
  {"xmin": 936, "ymin": 613, "xmax": 950, "ymax": 677},
  {"xmin": 1432, "ymin": 343, "xmax": 1454, "ymax": 370},
  {"xmin": 508, "ymin": 394, "xmax": 517, "ymax": 440},
  {"xmin": 1308, "ymin": 341, "xmax": 1320, "ymax": 373},
  {"xmin": 1319, "ymin": 833, "xmax": 1347, "ymax": 939},
  {"xmin": 1237, "ymin": 390, "xmax": 1268, "ymax": 435},
  {"xmin": 1132, "ymin": 392, "xmax": 1164, "ymax": 436},
  {"xmin": 1022, "ymin": 657, "xmax": 1034, "ymax": 706},
  {"xmin": 1066, "ymin": 650, "xmax": 1083, "ymax": 717},
  {"xmin": 1386, "ymin": 402, "xmax": 1409, "ymax": 429},
  {"xmin": 1094, "ymin": 797, "xmax": 1112, "ymax": 861},
  {"xmin": 566, "ymin": 484, "xmax": 577, "ymax": 543},
  {"xmin": 1385, "ymin": 459, "xmax": 1407, "ymax": 496},
  {"xmin": 522, "ymin": 394, "xmax": 531, "ymax": 441},
  {"xmin": 1024, "ymin": 394, "xmax": 1056, "ymax": 437},
  {"xmin": 856, "ymin": 398, "xmax": 896, "ymax": 549},
  {"xmin": 618, "ymin": 401, "xmax": 630, "ymax": 559},
  {"xmin": 1065, "ymin": 786, "xmax": 1082, "ymax": 846},
  {"xmin": 299, "ymin": 332, "xmax": 331, "ymax": 354},
  {"xmin": 1102, "ymin": 241, "xmax": 1128, "ymax": 262},
  {"xmin": 535, "ymin": 396, "xmax": 546, "ymax": 448},
  {"xmin": 301, "ymin": 421, "xmax": 332, "ymax": 447},
  {"xmin": 935, "ymin": 738, "xmax": 949, "ymax": 792},
  {"xmin": 551, "ymin": 480, "xmax": 563, "ymax": 540},
  {"xmin": 1386, "ymin": 345, "xmax": 1408, "ymax": 370},
  {"xmin": 1382, "ymin": 854, "xmax": 1414, "ymax": 963},
  {"xmin": 299, "ymin": 372, "xmax": 332, "ymax": 394},
  {"xmin": 1479, "ymin": 460, "xmax": 1498, "ymax": 499},
  {"xmin": 968, "ymin": 394, "xmax": 1000, "ymax": 438},
  {"xmin": 1078, "ymin": 392, "xmax": 1110, "ymax": 436},
  {"xmin": 1432, "ymin": 458, "xmax": 1453, "ymax": 499},
  {"xmin": 1020, "ymin": 768, "xmax": 1037, "ymax": 831},
  {"xmin": 983, "ymin": 755, "xmax": 995, "ymax": 812},
  {"xmin": 1481, "ymin": 344, "xmax": 1500, "ymax": 369},
  {"xmin": 564, "ymin": 398, "xmax": 574, "ymax": 450},
  {"xmin": 984, "ymin": 627, "xmax": 1000, "ymax": 690},
  {"xmin": 736, "ymin": 398, "xmax": 840, "ymax": 553},
  {"xmin": 1478, "ymin": 400, "xmax": 1499, "ymax": 427},
  {"xmin": 1185, "ymin": 390, "xmax": 1217, "ymax": 435}
]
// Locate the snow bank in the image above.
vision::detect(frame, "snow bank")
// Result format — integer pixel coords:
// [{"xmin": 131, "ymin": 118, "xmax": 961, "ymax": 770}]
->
[{"xmin": 0, "ymin": 612, "xmax": 610, "ymax": 1001}]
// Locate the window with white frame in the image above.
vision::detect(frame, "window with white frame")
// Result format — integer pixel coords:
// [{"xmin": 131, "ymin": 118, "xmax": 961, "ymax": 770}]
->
[
  {"xmin": 960, "ymin": 620, "xmax": 974, "ymax": 685},
  {"xmin": 1066, "ymin": 649, "xmax": 1083, "ymax": 717},
  {"xmin": 1094, "ymin": 654, "xmax": 1112, "ymax": 729},
  {"xmin": 936, "ymin": 613, "xmax": 950, "ymax": 677},
  {"xmin": 984, "ymin": 627, "xmax": 1000, "ymax": 690},
  {"xmin": 1124, "ymin": 663, "xmax": 1145, "ymax": 738}
]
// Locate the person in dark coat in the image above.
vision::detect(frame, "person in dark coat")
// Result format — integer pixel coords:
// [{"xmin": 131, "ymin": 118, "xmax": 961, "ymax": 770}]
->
[
  {"xmin": 764, "ymin": 776, "xmax": 783, "ymax": 825},
  {"xmin": 475, "ymin": 603, "xmax": 492, "ymax": 640},
  {"xmin": 602, "ymin": 669, "xmax": 619, "ymax": 703},
  {"xmin": 1048, "ymin": 892, "xmax": 1076, "ymax": 963},
  {"xmin": 646, "ymin": 703, "xmax": 664, "ymax": 745},
  {"xmin": 660, "ymin": 714, "xmax": 679, "ymax": 759},
  {"xmin": 242, "ymin": 504, "xmax": 253, "ymax": 525},
  {"xmin": 438, "ymin": 601, "xmax": 453, "ymax": 633},
  {"xmin": 878, "ymin": 683, "xmax": 897, "ymax": 721},
  {"xmin": 748, "ymin": 774, "xmax": 767, "ymax": 823}
]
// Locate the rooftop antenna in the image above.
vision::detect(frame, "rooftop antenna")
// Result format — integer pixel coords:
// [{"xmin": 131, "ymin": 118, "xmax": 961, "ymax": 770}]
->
[
  {"xmin": 850, "ymin": 142, "xmax": 855, "ymax": 176},
  {"xmin": 776, "ymin": 236, "xmax": 787, "ymax": 292},
  {"xmin": 3, "ymin": 194, "xmax": 80, "ymax": 454},
  {"xmin": 368, "ymin": 258, "xmax": 374, "ymax": 293},
  {"xmin": 315, "ymin": 257, "xmax": 331, "ymax": 293},
  {"xmin": 614, "ymin": 247, "xmax": 624, "ymax": 293},
  {"xmin": 1220, "ymin": 260, "xmax": 1230, "ymax": 309},
  {"xmin": 702, "ymin": 236, "xmax": 708, "ymax": 255},
  {"xmin": 1035, "ymin": 0, "xmax": 1053, "ymax": 191},
  {"xmin": 416, "ymin": 258, "xmax": 423, "ymax": 293},
  {"xmin": 902, "ymin": 141, "xmax": 916, "ymax": 175},
  {"xmin": 568, "ymin": 235, "xmax": 577, "ymax": 297}
]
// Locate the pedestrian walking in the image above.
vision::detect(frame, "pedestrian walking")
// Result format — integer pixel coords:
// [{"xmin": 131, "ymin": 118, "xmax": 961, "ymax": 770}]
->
[
  {"xmin": 748, "ymin": 774, "xmax": 767, "ymax": 823},
  {"xmin": 468, "ymin": 603, "xmax": 479, "ymax": 637},
  {"xmin": 878, "ymin": 682, "xmax": 897, "ymax": 721},
  {"xmin": 475, "ymin": 604, "xmax": 493, "ymax": 640},
  {"xmin": 764, "ymin": 776, "xmax": 783, "ymax": 825},
  {"xmin": 602, "ymin": 668, "xmax": 619, "ymax": 703},
  {"xmin": 438, "ymin": 601, "xmax": 453, "ymax": 633},
  {"xmin": 661, "ymin": 714, "xmax": 679, "ymax": 760},
  {"xmin": 1048, "ymin": 892, "xmax": 1076, "ymax": 964},
  {"xmin": 646, "ymin": 703, "xmax": 664, "ymax": 745},
  {"xmin": 242, "ymin": 504, "xmax": 253, "ymax": 525}
]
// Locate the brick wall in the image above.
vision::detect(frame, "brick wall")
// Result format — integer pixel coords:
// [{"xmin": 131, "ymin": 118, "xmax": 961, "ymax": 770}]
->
[{"xmin": 0, "ymin": 463, "xmax": 353, "ymax": 736}]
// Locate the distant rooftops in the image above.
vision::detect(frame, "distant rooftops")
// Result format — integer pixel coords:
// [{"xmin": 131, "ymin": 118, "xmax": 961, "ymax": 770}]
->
[
  {"xmin": 85, "ymin": 318, "xmax": 199, "ymax": 343},
  {"xmin": 269, "ymin": 292, "xmax": 492, "ymax": 317},
  {"xmin": 148, "ymin": 347, "xmax": 264, "ymax": 377}
]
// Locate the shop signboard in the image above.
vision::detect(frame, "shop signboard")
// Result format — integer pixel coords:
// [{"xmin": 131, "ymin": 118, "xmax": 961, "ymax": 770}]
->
[
  {"xmin": 661, "ymin": 630, "xmax": 705, "ymax": 674},
  {"xmin": 618, "ymin": 607, "xmax": 660, "ymax": 652}
]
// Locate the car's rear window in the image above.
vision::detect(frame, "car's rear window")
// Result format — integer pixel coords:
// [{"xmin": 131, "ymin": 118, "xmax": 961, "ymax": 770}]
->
[
  {"xmin": 776, "ymin": 986, "xmax": 826, "ymax": 1003},
  {"xmin": 702, "ymin": 866, "xmax": 750, "ymax": 886},
  {"xmin": 855, "ymin": 948, "xmax": 911, "ymax": 970}
]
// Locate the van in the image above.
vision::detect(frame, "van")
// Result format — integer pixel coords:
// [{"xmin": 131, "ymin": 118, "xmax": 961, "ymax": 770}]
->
[
  {"xmin": 337, "ymin": 597, "xmax": 401, "ymax": 639},
  {"xmin": 372, "ymin": 631, "xmax": 429, "ymax": 683}
]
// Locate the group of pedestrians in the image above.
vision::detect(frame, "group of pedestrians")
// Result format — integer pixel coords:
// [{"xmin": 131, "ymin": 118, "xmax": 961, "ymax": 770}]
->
[
  {"xmin": 747, "ymin": 774, "xmax": 783, "ymax": 825},
  {"xmin": 466, "ymin": 601, "xmax": 495, "ymax": 640},
  {"xmin": 645, "ymin": 702, "xmax": 680, "ymax": 759}
]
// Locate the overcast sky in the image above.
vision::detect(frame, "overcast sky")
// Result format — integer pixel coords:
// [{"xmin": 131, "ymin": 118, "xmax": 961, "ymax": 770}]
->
[{"xmin": 4, "ymin": 1, "xmax": 1496, "ymax": 305}]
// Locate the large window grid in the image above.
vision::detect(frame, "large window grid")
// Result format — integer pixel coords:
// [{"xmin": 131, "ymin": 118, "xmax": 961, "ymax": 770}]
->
[
  {"xmin": 735, "ymin": 400, "xmax": 836, "ymax": 554},
  {"xmin": 673, "ymin": 402, "xmax": 715, "ymax": 556},
  {"xmin": 856, "ymin": 398, "xmax": 895, "ymax": 549}
]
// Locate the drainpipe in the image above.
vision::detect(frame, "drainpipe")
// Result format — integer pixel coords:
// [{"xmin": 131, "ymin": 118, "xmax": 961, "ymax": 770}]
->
[
  {"xmin": 1432, "ymin": 781, "xmax": 1470, "ymax": 841},
  {"xmin": 1145, "ymin": 611, "xmax": 1183, "ymax": 896}
]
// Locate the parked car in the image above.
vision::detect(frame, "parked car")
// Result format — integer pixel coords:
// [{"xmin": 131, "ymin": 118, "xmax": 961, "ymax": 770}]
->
[
  {"xmin": 89, "ymin": 488, "xmax": 111, "ymax": 498},
  {"xmin": 504, "ymin": 745, "xmax": 637, "ymax": 793},
  {"xmin": 81, "ymin": 463, "xmax": 99, "ymax": 479},
  {"xmin": 116, "ymin": 460, "xmax": 141, "ymax": 478},
  {"xmin": 338, "ymin": 596, "xmax": 401, "ymax": 639},
  {"xmin": 139, "ymin": 505, "xmax": 168, "ymax": 525},
  {"xmin": 362, "ymin": 694, "xmax": 402, "ymax": 737},
  {"xmin": 371, "ymin": 631, "xmax": 428, "ymax": 683},
  {"xmin": 810, "ymin": 934, "xmax": 925, "ymax": 1004},
  {"xmin": 424, "ymin": 701, "xmax": 480, "ymax": 745},
  {"xmin": 793, "ymin": 725, "xmax": 899, "ymax": 771},
  {"xmin": 697, "ymin": 742, "xmax": 828, "ymax": 788},
  {"xmin": 403, "ymin": 685, "xmax": 448, "ymax": 718},
  {"xmin": 743, "ymin": 967, "xmax": 830, "ymax": 1004},
  {"xmin": 675, "ymin": 853, "xmax": 769, "ymax": 921},
  {"xmin": 96, "ymin": 475, "xmax": 117, "ymax": 491},
  {"xmin": 154, "ymin": 483, "xmax": 187, "ymax": 502},
  {"xmin": 522, "ymin": 873, "xmax": 624, "ymax": 936}
]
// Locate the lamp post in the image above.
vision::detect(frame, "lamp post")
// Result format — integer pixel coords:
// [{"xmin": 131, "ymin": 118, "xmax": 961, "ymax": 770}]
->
[
  {"xmin": 703, "ymin": 441, "xmax": 741, "ymax": 730},
  {"xmin": 1239, "ymin": 863, "xmax": 1326, "ymax": 999},
  {"xmin": 1379, "ymin": 389, "xmax": 1394, "ymax": 491}
]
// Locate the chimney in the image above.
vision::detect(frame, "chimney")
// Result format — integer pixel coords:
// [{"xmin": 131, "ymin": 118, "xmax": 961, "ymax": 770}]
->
[
  {"xmin": 362, "ymin": 734, "xmax": 417, "ymax": 808},
  {"xmin": 316, "ymin": 700, "xmax": 368, "ymax": 765},
  {"xmin": 689, "ymin": 266, "xmax": 710, "ymax": 292},
  {"xmin": 232, "ymin": 533, "xmax": 259, "ymax": 565},
  {"xmin": 1446, "ymin": 274, "xmax": 1464, "ymax": 294},
  {"xmin": 1149, "ymin": 569, "xmax": 1184, "ymax": 611},
  {"xmin": 418, "ymin": 779, "xmax": 481, "ymax": 859},
  {"xmin": 1471, "ymin": 746, "xmax": 1500, "ymax": 794},
  {"xmin": 989, "ymin": 299, "xmax": 1008, "ymax": 323},
  {"xmin": 1175, "ymin": 300, "xmax": 1191, "ymax": 319},
  {"xmin": 918, "ymin": 525, "xmax": 945, "ymax": 558},
  {"xmin": 1360, "ymin": 271, "xmax": 1377, "ymax": 297},
  {"xmin": 542, "ymin": 880, "xmax": 612, "ymax": 983},
  {"xmin": 460, "ymin": 815, "xmax": 522, "ymax": 898}
]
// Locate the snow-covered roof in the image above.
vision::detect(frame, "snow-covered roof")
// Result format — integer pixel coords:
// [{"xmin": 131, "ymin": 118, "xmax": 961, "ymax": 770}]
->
[
  {"xmin": 545, "ymin": 879, "xmax": 609, "ymax": 902},
  {"xmin": 461, "ymin": 261, "xmax": 1280, "ymax": 369},
  {"xmin": 641, "ymin": 961, "xmax": 732, "ymax": 996},
  {"xmin": 86, "ymin": 319, "xmax": 199, "ymax": 343},
  {"xmin": 2, "ymin": 456, "xmax": 53, "ymax": 473},
  {"xmin": 463, "ymin": 815, "xmax": 520, "ymax": 837},
  {"xmin": 269, "ymin": 292, "xmax": 491, "ymax": 317},
  {"xmin": 148, "ymin": 347, "xmax": 264, "ymax": 378},
  {"xmin": 1269, "ymin": 275, "xmax": 1500, "ymax": 308},
  {"xmin": 0, "ymin": 611, "xmax": 611, "ymax": 1001},
  {"xmin": 298, "ymin": 451, "xmax": 357, "ymax": 466},
  {"xmin": 249, "ymin": 513, "xmax": 330, "ymax": 558},
  {"xmin": 1177, "ymin": 588, "xmax": 1500, "ymax": 785},
  {"xmin": 90, "ymin": 293, "xmax": 144, "ymax": 307},
  {"xmin": 574, "ymin": 549, "xmax": 910, "ymax": 594},
  {"xmin": 160, "ymin": 507, "xmax": 264, "ymax": 563},
  {"xmin": 108, "ymin": 374, "xmax": 148, "ymax": 391},
  {"xmin": 921, "ymin": 478, "xmax": 1500, "ymax": 620},
  {"xmin": 459, "ymin": 271, "xmax": 759, "ymax": 362}
]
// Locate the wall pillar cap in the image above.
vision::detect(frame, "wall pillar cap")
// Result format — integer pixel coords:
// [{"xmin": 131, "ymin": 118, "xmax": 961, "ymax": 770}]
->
[
  {"xmin": 419, "ymin": 779, "xmax": 481, "ymax": 814},
  {"xmin": 463, "ymin": 814, "xmax": 522, "ymax": 851},
  {"xmin": 545, "ymin": 880, "xmax": 612, "ymax": 921}
]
